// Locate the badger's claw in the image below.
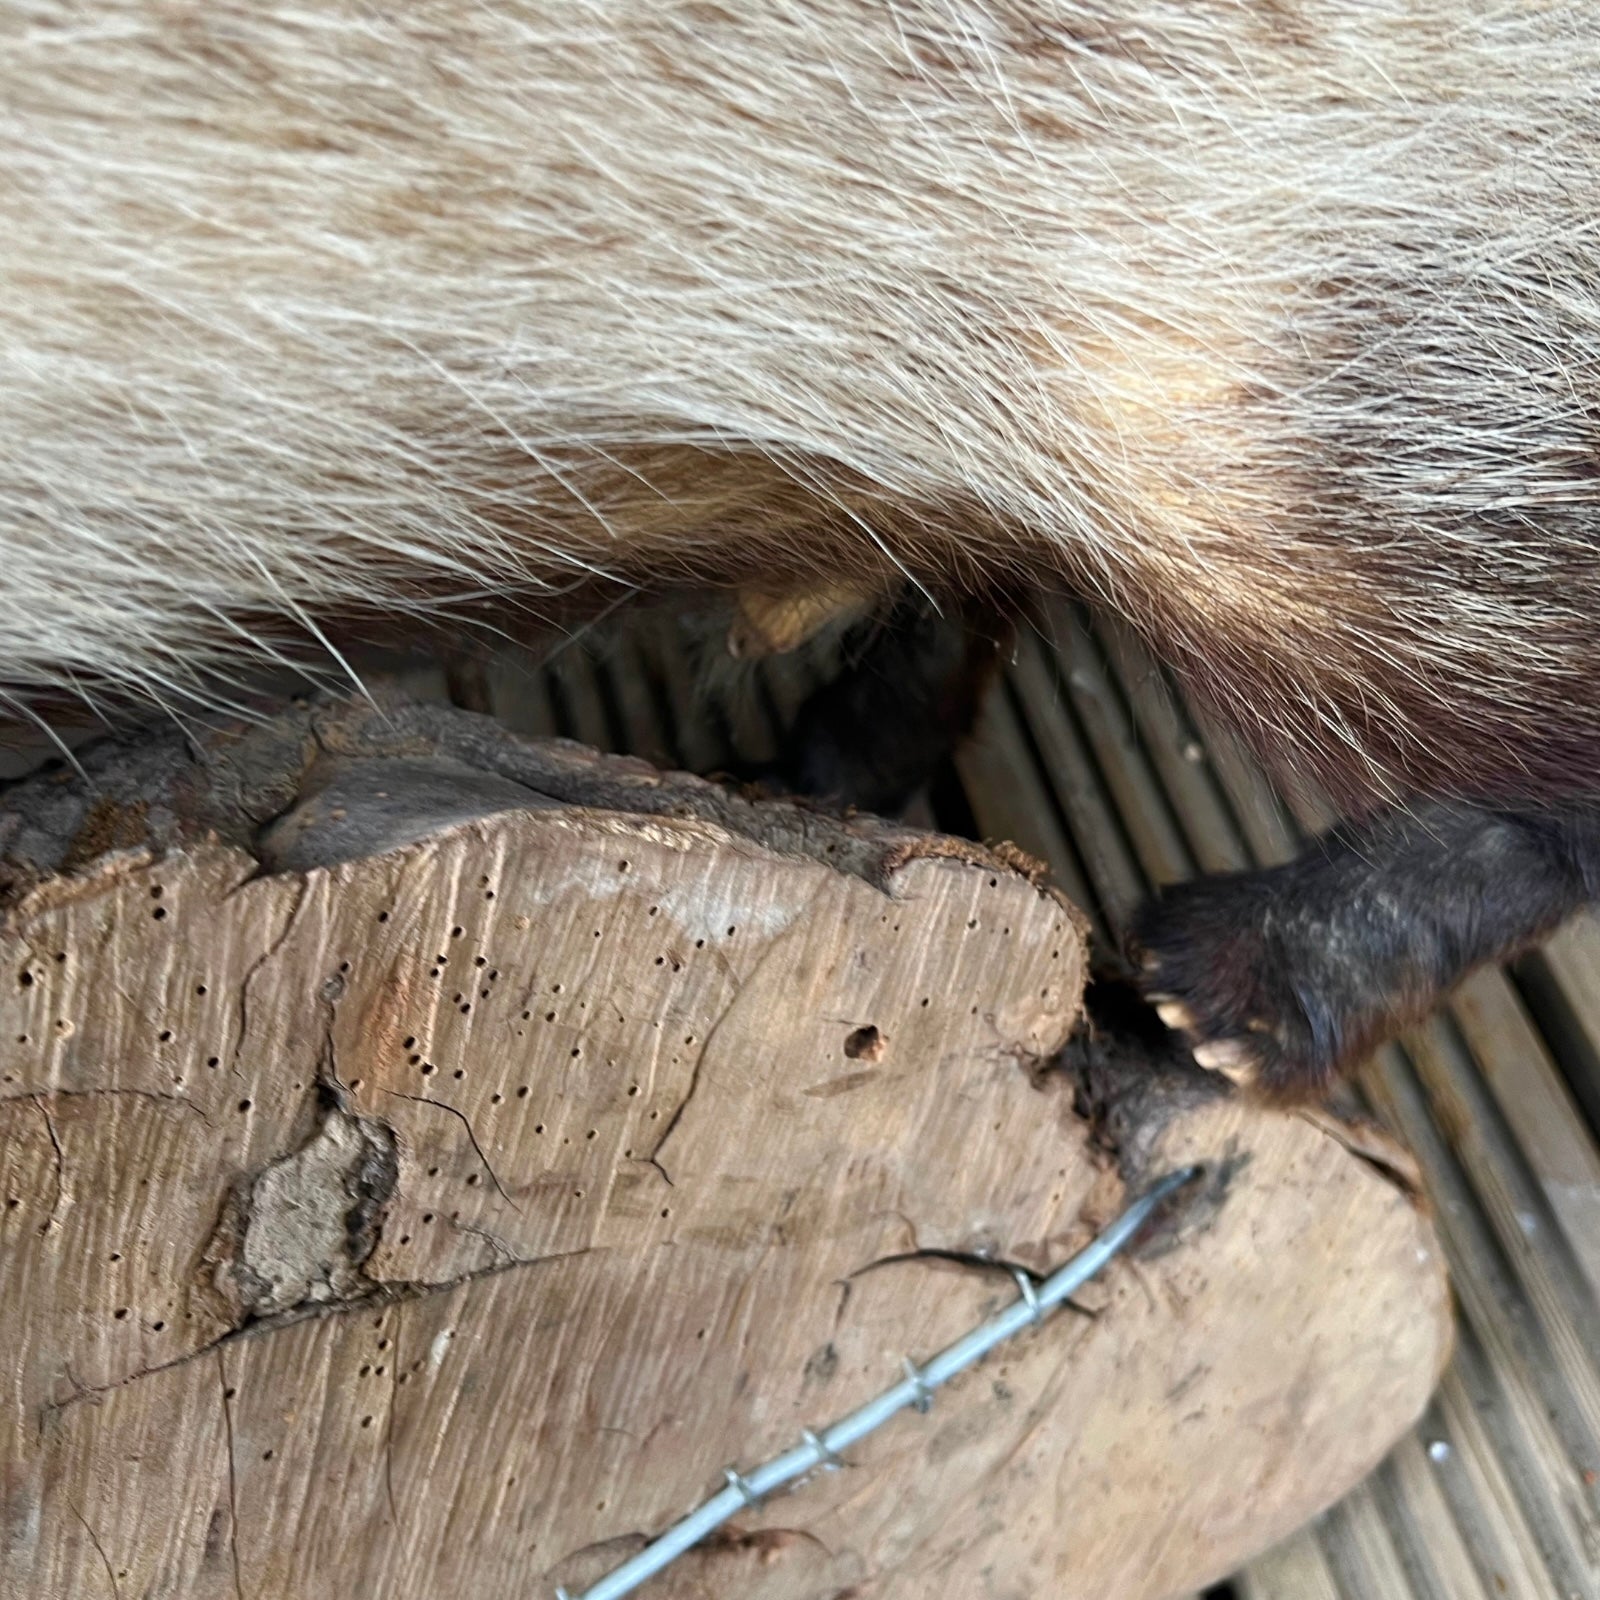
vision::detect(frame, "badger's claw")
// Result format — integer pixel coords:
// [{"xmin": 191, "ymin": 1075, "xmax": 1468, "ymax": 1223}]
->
[{"xmin": 1131, "ymin": 874, "xmax": 1360, "ymax": 1102}]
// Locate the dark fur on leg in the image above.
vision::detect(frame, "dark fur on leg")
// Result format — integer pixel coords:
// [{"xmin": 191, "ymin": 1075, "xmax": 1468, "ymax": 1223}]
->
[
  {"xmin": 766, "ymin": 595, "xmax": 1011, "ymax": 816},
  {"xmin": 1132, "ymin": 801, "xmax": 1600, "ymax": 1100}
]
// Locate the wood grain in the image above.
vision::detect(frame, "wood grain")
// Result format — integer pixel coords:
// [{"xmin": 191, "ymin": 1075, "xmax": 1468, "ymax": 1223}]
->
[{"xmin": 1, "ymin": 693, "xmax": 1449, "ymax": 1600}]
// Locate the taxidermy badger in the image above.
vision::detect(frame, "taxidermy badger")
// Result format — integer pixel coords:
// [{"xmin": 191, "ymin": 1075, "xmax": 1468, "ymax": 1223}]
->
[{"xmin": 5, "ymin": 0, "xmax": 1600, "ymax": 1099}]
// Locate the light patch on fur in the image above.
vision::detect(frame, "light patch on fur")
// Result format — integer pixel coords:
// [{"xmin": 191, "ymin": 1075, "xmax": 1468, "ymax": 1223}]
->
[{"xmin": 727, "ymin": 580, "xmax": 884, "ymax": 659}]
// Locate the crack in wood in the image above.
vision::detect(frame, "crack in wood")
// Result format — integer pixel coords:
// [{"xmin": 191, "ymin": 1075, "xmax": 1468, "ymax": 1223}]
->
[
  {"xmin": 645, "ymin": 883, "xmax": 825, "ymax": 1181},
  {"xmin": 215, "ymin": 1350, "xmax": 244, "ymax": 1600},
  {"xmin": 847, "ymin": 1247, "xmax": 1046, "ymax": 1286},
  {"xmin": 30, "ymin": 1094, "xmax": 65, "ymax": 1234},
  {"xmin": 232, "ymin": 875, "xmax": 310, "ymax": 1079},
  {"xmin": 549, "ymin": 1522, "xmax": 835, "ymax": 1594},
  {"xmin": 442, "ymin": 1213, "xmax": 519, "ymax": 1264},
  {"xmin": 382, "ymin": 1089, "xmax": 521, "ymax": 1214},
  {"xmin": 38, "ymin": 1247, "xmax": 595, "ymax": 1441},
  {"xmin": 0, "ymin": 1085, "xmax": 206, "ymax": 1119},
  {"xmin": 384, "ymin": 1302, "xmax": 402, "ymax": 1528},
  {"xmin": 66, "ymin": 1498, "xmax": 118, "ymax": 1600}
]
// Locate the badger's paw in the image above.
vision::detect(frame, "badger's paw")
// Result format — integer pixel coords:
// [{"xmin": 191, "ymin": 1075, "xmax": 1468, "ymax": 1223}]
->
[{"xmin": 1129, "ymin": 873, "xmax": 1364, "ymax": 1103}]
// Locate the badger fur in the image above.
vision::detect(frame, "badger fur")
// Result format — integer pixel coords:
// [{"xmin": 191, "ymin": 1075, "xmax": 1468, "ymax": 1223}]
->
[{"xmin": 7, "ymin": 1, "xmax": 1600, "ymax": 1091}]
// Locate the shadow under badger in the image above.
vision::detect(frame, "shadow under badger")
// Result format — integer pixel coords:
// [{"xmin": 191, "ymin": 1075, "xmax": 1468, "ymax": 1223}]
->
[{"xmin": 6, "ymin": 1, "xmax": 1600, "ymax": 1101}]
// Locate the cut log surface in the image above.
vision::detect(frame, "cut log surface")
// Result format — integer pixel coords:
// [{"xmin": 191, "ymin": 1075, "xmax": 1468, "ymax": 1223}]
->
[{"xmin": 0, "ymin": 693, "xmax": 1450, "ymax": 1600}]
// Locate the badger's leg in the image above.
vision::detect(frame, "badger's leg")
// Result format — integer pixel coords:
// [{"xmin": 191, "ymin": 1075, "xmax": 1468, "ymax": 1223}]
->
[
  {"xmin": 758, "ymin": 594, "xmax": 1011, "ymax": 817},
  {"xmin": 1132, "ymin": 802, "xmax": 1600, "ymax": 1100}
]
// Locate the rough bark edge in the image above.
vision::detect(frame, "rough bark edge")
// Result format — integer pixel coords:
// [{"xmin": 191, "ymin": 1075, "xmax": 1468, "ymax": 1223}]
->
[{"xmin": 0, "ymin": 687, "xmax": 1089, "ymax": 935}]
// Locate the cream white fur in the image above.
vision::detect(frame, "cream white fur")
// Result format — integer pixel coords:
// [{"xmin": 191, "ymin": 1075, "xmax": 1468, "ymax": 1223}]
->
[{"xmin": 4, "ymin": 2, "xmax": 1600, "ymax": 797}]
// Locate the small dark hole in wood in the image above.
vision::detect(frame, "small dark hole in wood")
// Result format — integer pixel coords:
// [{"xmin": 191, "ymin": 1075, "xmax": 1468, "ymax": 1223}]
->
[{"xmin": 843, "ymin": 1025, "xmax": 885, "ymax": 1061}]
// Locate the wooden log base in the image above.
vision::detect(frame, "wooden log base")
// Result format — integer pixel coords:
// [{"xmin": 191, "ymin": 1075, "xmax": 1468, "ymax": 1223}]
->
[{"xmin": 0, "ymin": 693, "xmax": 1450, "ymax": 1600}]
